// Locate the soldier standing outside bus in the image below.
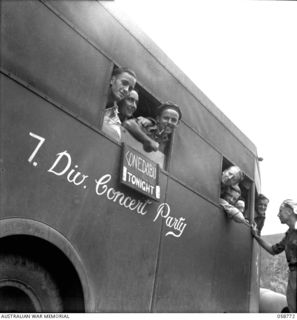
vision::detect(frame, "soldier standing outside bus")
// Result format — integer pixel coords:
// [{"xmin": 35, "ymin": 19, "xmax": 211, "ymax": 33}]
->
[{"xmin": 251, "ymin": 199, "xmax": 297, "ymax": 313}]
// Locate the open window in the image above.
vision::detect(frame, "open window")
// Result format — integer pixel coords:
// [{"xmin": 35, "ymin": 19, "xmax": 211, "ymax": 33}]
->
[
  {"xmin": 121, "ymin": 83, "xmax": 167, "ymax": 168},
  {"xmin": 132, "ymin": 84, "xmax": 160, "ymax": 119},
  {"xmin": 100, "ymin": 65, "xmax": 175, "ymax": 169},
  {"xmin": 221, "ymin": 158, "xmax": 253, "ymax": 222}
]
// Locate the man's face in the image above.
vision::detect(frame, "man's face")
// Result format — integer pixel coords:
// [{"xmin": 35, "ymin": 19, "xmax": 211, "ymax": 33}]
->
[
  {"xmin": 224, "ymin": 189, "xmax": 241, "ymax": 205},
  {"xmin": 157, "ymin": 108, "xmax": 180, "ymax": 134},
  {"xmin": 257, "ymin": 200, "xmax": 268, "ymax": 216},
  {"xmin": 221, "ymin": 166, "xmax": 241, "ymax": 186},
  {"xmin": 120, "ymin": 90, "xmax": 138, "ymax": 119},
  {"xmin": 110, "ymin": 72, "xmax": 136, "ymax": 102},
  {"xmin": 277, "ymin": 206, "xmax": 292, "ymax": 224}
]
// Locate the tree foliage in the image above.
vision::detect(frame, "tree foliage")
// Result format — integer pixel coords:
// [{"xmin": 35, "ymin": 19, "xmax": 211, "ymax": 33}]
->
[{"xmin": 260, "ymin": 234, "xmax": 288, "ymax": 295}]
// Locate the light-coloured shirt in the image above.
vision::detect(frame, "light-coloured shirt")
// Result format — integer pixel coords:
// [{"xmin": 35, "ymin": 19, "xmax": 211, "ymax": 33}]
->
[
  {"xmin": 219, "ymin": 198, "xmax": 249, "ymax": 225},
  {"xmin": 102, "ymin": 104, "xmax": 121, "ymax": 140}
]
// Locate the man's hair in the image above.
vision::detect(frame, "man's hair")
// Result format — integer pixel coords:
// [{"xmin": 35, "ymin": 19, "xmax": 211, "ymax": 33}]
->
[
  {"xmin": 156, "ymin": 102, "xmax": 182, "ymax": 121},
  {"xmin": 257, "ymin": 194, "xmax": 269, "ymax": 204},
  {"xmin": 221, "ymin": 165, "xmax": 245, "ymax": 185},
  {"xmin": 281, "ymin": 199, "xmax": 297, "ymax": 214},
  {"xmin": 112, "ymin": 67, "xmax": 136, "ymax": 79}
]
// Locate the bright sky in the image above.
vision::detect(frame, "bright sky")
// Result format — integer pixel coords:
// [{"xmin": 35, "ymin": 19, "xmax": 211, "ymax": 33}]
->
[{"xmin": 111, "ymin": 0, "xmax": 297, "ymax": 235}]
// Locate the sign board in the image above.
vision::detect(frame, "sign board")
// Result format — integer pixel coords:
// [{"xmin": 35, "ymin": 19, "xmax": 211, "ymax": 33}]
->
[{"xmin": 120, "ymin": 144, "xmax": 160, "ymax": 200}]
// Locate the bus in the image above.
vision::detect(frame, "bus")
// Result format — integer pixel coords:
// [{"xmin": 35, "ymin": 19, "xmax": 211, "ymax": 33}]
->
[{"xmin": 1, "ymin": 0, "xmax": 262, "ymax": 312}]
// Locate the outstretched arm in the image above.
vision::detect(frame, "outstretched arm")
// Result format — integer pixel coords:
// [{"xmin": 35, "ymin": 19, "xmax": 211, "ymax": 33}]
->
[
  {"xmin": 251, "ymin": 223, "xmax": 275, "ymax": 255},
  {"xmin": 123, "ymin": 119, "xmax": 159, "ymax": 152}
]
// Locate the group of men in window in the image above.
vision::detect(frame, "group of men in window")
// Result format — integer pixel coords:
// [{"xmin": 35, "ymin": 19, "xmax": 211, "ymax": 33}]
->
[
  {"xmin": 102, "ymin": 67, "xmax": 182, "ymax": 153},
  {"xmin": 219, "ymin": 165, "xmax": 269, "ymax": 234}
]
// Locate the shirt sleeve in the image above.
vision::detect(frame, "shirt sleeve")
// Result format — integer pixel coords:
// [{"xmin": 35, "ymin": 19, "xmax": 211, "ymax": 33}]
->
[
  {"xmin": 271, "ymin": 234, "xmax": 287, "ymax": 255},
  {"xmin": 135, "ymin": 117, "xmax": 155, "ymax": 129},
  {"xmin": 219, "ymin": 198, "xmax": 242, "ymax": 219}
]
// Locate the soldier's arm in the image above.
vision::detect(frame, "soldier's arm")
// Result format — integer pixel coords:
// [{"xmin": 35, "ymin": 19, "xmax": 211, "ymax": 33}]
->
[
  {"xmin": 123, "ymin": 119, "xmax": 159, "ymax": 152},
  {"xmin": 251, "ymin": 224, "xmax": 275, "ymax": 255}
]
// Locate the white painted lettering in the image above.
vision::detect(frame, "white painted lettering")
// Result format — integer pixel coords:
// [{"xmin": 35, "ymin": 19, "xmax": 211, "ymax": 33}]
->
[
  {"xmin": 128, "ymin": 199, "xmax": 138, "ymax": 211},
  {"xmin": 94, "ymin": 174, "xmax": 152, "ymax": 217},
  {"xmin": 113, "ymin": 191, "xmax": 125, "ymax": 203},
  {"xmin": 154, "ymin": 203, "xmax": 187, "ymax": 238},
  {"xmin": 137, "ymin": 199, "xmax": 152, "ymax": 215},
  {"xmin": 48, "ymin": 150, "xmax": 71, "ymax": 176},
  {"xmin": 67, "ymin": 165, "xmax": 89, "ymax": 186},
  {"xmin": 125, "ymin": 150, "xmax": 156, "ymax": 179},
  {"xmin": 107, "ymin": 187, "xmax": 116, "ymax": 200},
  {"xmin": 120, "ymin": 196, "xmax": 132, "ymax": 208},
  {"xmin": 153, "ymin": 203, "xmax": 170, "ymax": 222},
  {"xmin": 95, "ymin": 174, "xmax": 111, "ymax": 195},
  {"xmin": 28, "ymin": 132, "xmax": 45, "ymax": 164},
  {"xmin": 28, "ymin": 132, "xmax": 186, "ymax": 239}
]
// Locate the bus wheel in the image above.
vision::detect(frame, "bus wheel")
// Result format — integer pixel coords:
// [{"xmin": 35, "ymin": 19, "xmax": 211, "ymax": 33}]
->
[{"xmin": 0, "ymin": 254, "xmax": 63, "ymax": 312}]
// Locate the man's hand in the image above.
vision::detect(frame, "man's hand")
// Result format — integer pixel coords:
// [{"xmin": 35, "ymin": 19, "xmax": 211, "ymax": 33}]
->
[
  {"xmin": 143, "ymin": 140, "xmax": 159, "ymax": 152},
  {"xmin": 137, "ymin": 116, "xmax": 153, "ymax": 127},
  {"xmin": 250, "ymin": 222, "xmax": 259, "ymax": 237}
]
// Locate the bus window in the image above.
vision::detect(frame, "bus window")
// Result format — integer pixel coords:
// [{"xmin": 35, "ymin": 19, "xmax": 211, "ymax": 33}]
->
[
  {"xmin": 132, "ymin": 84, "xmax": 160, "ymax": 119},
  {"xmin": 101, "ymin": 65, "xmax": 176, "ymax": 169},
  {"xmin": 239, "ymin": 177, "xmax": 252, "ymax": 221},
  {"xmin": 121, "ymin": 84, "xmax": 168, "ymax": 168},
  {"xmin": 221, "ymin": 159, "xmax": 252, "ymax": 222},
  {"xmin": 254, "ymin": 191, "xmax": 269, "ymax": 235}
]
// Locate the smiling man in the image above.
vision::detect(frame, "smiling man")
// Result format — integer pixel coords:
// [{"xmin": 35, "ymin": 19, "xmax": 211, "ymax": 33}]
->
[
  {"xmin": 254, "ymin": 194, "xmax": 269, "ymax": 235},
  {"xmin": 102, "ymin": 67, "xmax": 137, "ymax": 140},
  {"xmin": 107, "ymin": 67, "xmax": 137, "ymax": 106},
  {"xmin": 118, "ymin": 90, "xmax": 139, "ymax": 122},
  {"xmin": 123, "ymin": 102, "xmax": 182, "ymax": 153}
]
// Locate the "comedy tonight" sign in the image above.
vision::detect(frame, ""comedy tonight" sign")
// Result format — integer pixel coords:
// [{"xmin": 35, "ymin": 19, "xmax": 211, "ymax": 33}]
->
[{"xmin": 120, "ymin": 144, "xmax": 160, "ymax": 201}]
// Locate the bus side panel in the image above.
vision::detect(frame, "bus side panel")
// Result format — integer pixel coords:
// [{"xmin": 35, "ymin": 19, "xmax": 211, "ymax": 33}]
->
[
  {"xmin": 170, "ymin": 123, "xmax": 222, "ymax": 202},
  {"xmin": 153, "ymin": 179, "xmax": 252, "ymax": 312},
  {"xmin": 47, "ymin": 0, "xmax": 255, "ymax": 178},
  {"xmin": 174, "ymin": 90, "xmax": 255, "ymax": 178},
  {"xmin": 153, "ymin": 180, "xmax": 218, "ymax": 312},
  {"xmin": 1, "ymin": 0, "xmax": 111, "ymax": 127},
  {"xmin": 1, "ymin": 74, "xmax": 166, "ymax": 312},
  {"xmin": 210, "ymin": 223, "xmax": 252, "ymax": 312},
  {"xmin": 47, "ymin": 0, "xmax": 152, "ymax": 81},
  {"xmin": 249, "ymin": 241, "xmax": 260, "ymax": 312}
]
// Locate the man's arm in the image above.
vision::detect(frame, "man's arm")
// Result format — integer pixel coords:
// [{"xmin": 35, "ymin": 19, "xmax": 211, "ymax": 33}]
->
[
  {"xmin": 219, "ymin": 198, "xmax": 249, "ymax": 225},
  {"xmin": 251, "ymin": 223, "xmax": 275, "ymax": 255},
  {"xmin": 123, "ymin": 118, "xmax": 159, "ymax": 152},
  {"xmin": 254, "ymin": 216, "xmax": 265, "ymax": 235}
]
